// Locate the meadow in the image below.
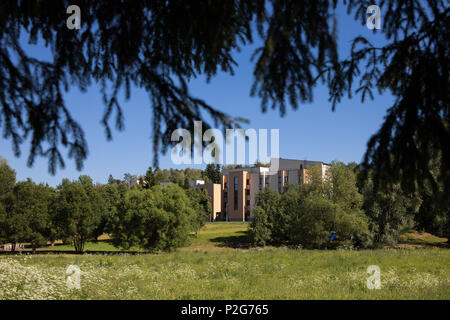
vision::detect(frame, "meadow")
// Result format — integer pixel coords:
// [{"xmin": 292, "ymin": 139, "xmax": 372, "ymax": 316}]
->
[{"xmin": 0, "ymin": 222, "xmax": 449, "ymax": 300}]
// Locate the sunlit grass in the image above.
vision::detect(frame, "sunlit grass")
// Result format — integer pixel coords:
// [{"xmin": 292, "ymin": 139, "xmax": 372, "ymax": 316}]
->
[
  {"xmin": 400, "ymin": 231, "xmax": 447, "ymax": 245},
  {"xmin": 0, "ymin": 223, "xmax": 449, "ymax": 300}
]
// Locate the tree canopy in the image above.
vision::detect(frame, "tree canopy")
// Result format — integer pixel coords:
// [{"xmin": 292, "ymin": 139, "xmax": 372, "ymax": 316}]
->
[
  {"xmin": 0, "ymin": 156, "xmax": 16, "ymax": 196},
  {"xmin": 110, "ymin": 184, "xmax": 207, "ymax": 251},
  {"xmin": 53, "ymin": 177, "xmax": 103, "ymax": 253},
  {"xmin": 249, "ymin": 162, "xmax": 371, "ymax": 248},
  {"xmin": 204, "ymin": 163, "xmax": 221, "ymax": 184},
  {"xmin": 0, "ymin": 0, "xmax": 448, "ymax": 198}
]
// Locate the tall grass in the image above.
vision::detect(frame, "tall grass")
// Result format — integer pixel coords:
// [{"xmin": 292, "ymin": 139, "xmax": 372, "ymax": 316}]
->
[{"xmin": 1, "ymin": 248, "xmax": 449, "ymax": 299}]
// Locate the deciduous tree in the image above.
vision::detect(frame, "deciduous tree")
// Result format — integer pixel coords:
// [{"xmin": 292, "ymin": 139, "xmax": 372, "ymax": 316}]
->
[{"xmin": 53, "ymin": 178, "xmax": 101, "ymax": 253}]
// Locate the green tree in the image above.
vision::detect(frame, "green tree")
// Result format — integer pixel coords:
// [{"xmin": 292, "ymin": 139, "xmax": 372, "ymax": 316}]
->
[
  {"xmin": 184, "ymin": 168, "xmax": 205, "ymax": 182},
  {"xmin": 78, "ymin": 176, "xmax": 108, "ymax": 240},
  {"xmin": 0, "ymin": 179, "xmax": 54, "ymax": 252},
  {"xmin": 250, "ymin": 161, "xmax": 371, "ymax": 248},
  {"xmin": 185, "ymin": 187, "xmax": 210, "ymax": 232},
  {"xmin": 154, "ymin": 169, "xmax": 170, "ymax": 186},
  {"xmin": 123, "ymin": 173, "xmax": 139, "ymax": 188},
  {"xmin": 0, "ymin": 157, "xmax": 17, "ymax": 249},
  {"xmin": 16, "ymin": 180, "xmax": 53, "ymax": 252},
  {"xmin": 361, "ymin": 176, "xmax": 420, "ymax": 245},
  {"xmin": 249, "ymin": 189, "xmax": 280, "ymax": 246},
  {"xmin": 248, "ymin": 206, "xmax": 272, "ymax": 246},
  {"xmin": 99, "ymin": 184, "xmax": 120, "ymax": 235},
  {"xmin": 0, "ymin": 202, "xmax": 6, "ymax": 244},
  {"xmin": 204, "ymin": 163, "xmax": 221, "ymax": 184},
  {"xmin": 222, "ymin": 165, "xmax": 244, "ymax": 170},
  {"xmin": 53, "ymin": 178, "xmax": 101, "ymax": 253},
  {"xmin": 414, "ymin": 157, "xmax": 449, "ymax": 240},
  {"xmin": 288, "ymin": 192, "xmax": 370, "ymax": 249},
  {"xmin": 141, "ymin": 166, "xmax": 156, "ymax": 189},
  {"xmin": 0, "ymin": 156, "xmax": 16, "ymax": 197},
  {"xmin": 110, "ymin": 184, "xmax": 200, "ymax": 252},
  {"xmin": 253, "ymin": 161, "xmax": 270, "ymax": 168},
  {"xmin": 329, "ymin": 161, "xmax": 363, "ymax": 213},
  {"xmin": 0, "ymin": 192, "xmax": 22, "ymax": 251},
  {"xmin": 107, "ymin": 174, "xmax": 115, "ymax": 185}
]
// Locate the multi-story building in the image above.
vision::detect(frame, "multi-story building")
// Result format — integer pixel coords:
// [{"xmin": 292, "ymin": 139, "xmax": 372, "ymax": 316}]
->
[
  {"xmin": 221, "ymin": 166, "xmax": 270, "ymax": 221},
  {"xmin": 191, "ymin": 180, "xmax": 222, "ymax": 221},
  {"xmin": 220, "ymin": 158, "xmax": 330, "ymax": 221},
  {"xmin": 187, "ymin": 158, "xmax": 330, "ymax": 222}
]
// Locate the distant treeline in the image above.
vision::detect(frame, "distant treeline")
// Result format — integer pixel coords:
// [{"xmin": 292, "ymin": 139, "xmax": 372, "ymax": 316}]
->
[
  {"xmin": 0, "ymin": 157, "xmax": 212, "ymax": 253},
  {"xmin": 0, "ymin": 156, "xmax": 447, "ymax": 252}
]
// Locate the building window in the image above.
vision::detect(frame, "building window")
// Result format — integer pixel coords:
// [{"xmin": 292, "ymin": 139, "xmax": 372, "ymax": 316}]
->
[
  {"xmin": 246, "ymin": 189, "xmax": 250, "ymax": 195},
  {"xmin": 224, "ymin": 182, "xmax": 227, "ymax": 188},
  {"xmin": 278, "ymin": 176, "xmax": 282, "ymax": 183},
  {"xmin": 246, "ymin": 200, "xmax": 250, "ymax": 206},
  {"xmin": 224, "ymin": 192, "xmax": 227, "ymax": 198},
  {"xmin": 246, "ymin": 179, "xmax": 250, "ymax": 185},
  {"xmin": 234, "ymin": 176, "xmax": 238, "ymax": 210},
  {"xmin": 259, "ymin": 177, "xmax": 262, "ymax": 185},
  {"xmin": 284, "ymin": 176, "xmax": 288, "ymax": 183}
]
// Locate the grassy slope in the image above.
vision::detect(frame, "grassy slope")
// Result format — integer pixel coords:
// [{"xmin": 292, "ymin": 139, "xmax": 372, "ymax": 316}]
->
[
  {"xmin": 31, "ymin": 222, "xmax": 250, "ymax": 253},
  {"xmin": 0, "ymin": 222, "xmax": 449, "ymax": 300},
  {"xmin": 184, "ymin": 222, "xmax": 250, "ymax": 250},
  {"xmin": 400, "ymin": 231, "xmax": 448, "ymax": 245}
]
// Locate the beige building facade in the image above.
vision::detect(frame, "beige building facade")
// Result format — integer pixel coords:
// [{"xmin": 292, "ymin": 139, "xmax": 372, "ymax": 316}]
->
[
  {"xmin": 219, "ymin": 158, "xmax": 330, "ymax": 221},
  {"xmin": 190, "ymin": 158, "xmax": 330, "ymax": 222},
  {"xmin": 194, "ymin": 182, "xmax": 222, "ymax": 221}
]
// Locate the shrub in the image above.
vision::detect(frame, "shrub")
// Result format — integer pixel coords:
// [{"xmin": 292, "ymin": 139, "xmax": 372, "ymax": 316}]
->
[
  {"xmin": 250, "ymin": 162, "xmax": 372, "ymax": 248},
  {"xmin": 110, "ymin": 184, "xmax": 204, "ymax": 252}
]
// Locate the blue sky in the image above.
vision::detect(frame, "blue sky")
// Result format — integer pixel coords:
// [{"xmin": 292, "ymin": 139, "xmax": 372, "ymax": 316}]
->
[{"xmin": 0, "ymin": 4, "xmax": 393, "ymax": 186}]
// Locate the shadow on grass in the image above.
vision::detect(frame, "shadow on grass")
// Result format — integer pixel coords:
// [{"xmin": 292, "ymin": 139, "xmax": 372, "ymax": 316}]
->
[
  {"xmin": 0, "ymin": 239, "xmax": 149, "ymax": 255},
  {"xmin": 209, "ymin": 230, "xmax": 252, "ymax": 249},
  {"xmin": 0, "ymin": 250, "xmax": 146, "ymax": 255}
]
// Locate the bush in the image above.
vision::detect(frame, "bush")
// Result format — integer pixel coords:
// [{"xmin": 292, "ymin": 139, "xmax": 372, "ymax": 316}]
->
[
  {"xmin": 110, "ymin": 184, "xmax": 205, "ymax": 252},
  {"xmin": 361, "ymin": 178, "xmax": 418, "ymax": 245},
  {"xmin": 250, "ymin": 162, "xmax": 372, "ymax": 249}
]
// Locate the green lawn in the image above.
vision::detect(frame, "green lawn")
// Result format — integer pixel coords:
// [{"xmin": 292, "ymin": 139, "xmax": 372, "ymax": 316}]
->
[
  {"xmin": 186, "ymin": 222, "xmax": 250, "ymax": 250},
  {"xmin": 0, "ymin": 222, "xmax": 449, "ymax": 300},
  {"xmin": 27, "ymin": 222, "xmax": 250, "ymax": 253}
]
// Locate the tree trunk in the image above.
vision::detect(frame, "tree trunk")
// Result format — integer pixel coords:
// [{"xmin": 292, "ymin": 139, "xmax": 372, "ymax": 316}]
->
[{"xmin": 73, "ymin": 237, "xmax": 85, "ymax": 253}]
